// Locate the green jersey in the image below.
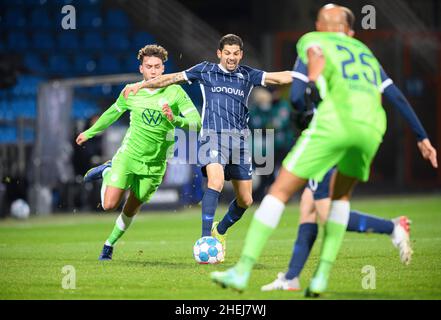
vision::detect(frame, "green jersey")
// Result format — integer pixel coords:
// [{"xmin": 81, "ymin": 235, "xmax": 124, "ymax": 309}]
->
[
  {"xmin": 297, "ymin": 32, "xmax": 386, "ymax": 135},
  {"xmin": 84, "ymin": 83, "xmax": 201, "ymax": 165}
]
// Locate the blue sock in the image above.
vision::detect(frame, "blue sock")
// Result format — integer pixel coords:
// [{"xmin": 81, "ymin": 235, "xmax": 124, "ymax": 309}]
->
[
  {"xmin": 201, "ymin": 188, "xmax": 221, "ymax": 237},
  {"xmin": 216, "ymin": 199, "xmax": 246, "ymax": 235},
  {"xmin": 347, "ymin": 210, "xmax": 394, "ymax": 234},
  {"xmin": 285, "ymin": 223, "xmax": 318, "ymax": 280}
]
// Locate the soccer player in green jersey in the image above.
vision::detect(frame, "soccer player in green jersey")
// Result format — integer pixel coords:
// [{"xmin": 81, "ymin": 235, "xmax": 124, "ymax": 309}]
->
[
  {"xmin": 211, "ymin": 4, "xmax": 438, "ymax": 296},
  {"xmin": 76, "ymin": 45, "xmax": 201, "ymax": 260}
]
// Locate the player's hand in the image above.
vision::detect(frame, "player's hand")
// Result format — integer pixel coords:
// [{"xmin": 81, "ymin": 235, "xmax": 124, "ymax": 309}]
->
[
  {"xmin": 76, "ymin": 132, "xmax": 88, "ymax": 146},
  {"xmin": 162, "ymin": 104, "xmax": 174, "ymax": 122},
  {"xmin": 417, "ymin": 138, "xmax": 438, "ymax": 168},
  {"xmin": 123, "ymin": 82, "xmax": 143, "ymax": 99}
]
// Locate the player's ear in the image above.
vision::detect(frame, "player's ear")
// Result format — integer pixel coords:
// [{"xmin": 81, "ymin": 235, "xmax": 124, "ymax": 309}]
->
[
  {"xmin": 348, "ymin": 29, "xmax": 355, "ymax": 37},
  {"xmin": 139, "ymin": 63, "xmax": 143, "ymax": 74},
  {"xmin": 217, "ymin": 49, "xmax": 222, "ymax": 59}
]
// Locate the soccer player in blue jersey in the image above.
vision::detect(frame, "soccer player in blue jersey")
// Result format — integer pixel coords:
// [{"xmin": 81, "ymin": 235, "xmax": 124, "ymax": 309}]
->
[
  {"xmin": 123, "ymin": 34, "xmax": 295, "ymax": 260},
  {"xmin": 261, "ymin": 54, "xmax": 433, "ymax": 290}
]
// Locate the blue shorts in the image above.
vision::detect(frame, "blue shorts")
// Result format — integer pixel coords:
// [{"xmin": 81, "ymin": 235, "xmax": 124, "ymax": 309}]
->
[
  {"xmin": 199, "ymin": 131, "xmax": 252, "ymax": 181},
  {"xmin": 307, "ymin": 167, "xmax": 335, "ymax": 200}
]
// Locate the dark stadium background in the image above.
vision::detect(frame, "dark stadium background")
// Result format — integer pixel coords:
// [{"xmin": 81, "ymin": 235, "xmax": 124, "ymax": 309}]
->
[{"xmin": 0, "ymin": 0, "xmax": 440, "ymax": 217}]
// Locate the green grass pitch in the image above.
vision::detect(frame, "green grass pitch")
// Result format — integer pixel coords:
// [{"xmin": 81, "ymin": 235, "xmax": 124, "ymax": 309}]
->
[{"xmin": 1, "ymin": 195, "xmax": 440, "ymax": 300}]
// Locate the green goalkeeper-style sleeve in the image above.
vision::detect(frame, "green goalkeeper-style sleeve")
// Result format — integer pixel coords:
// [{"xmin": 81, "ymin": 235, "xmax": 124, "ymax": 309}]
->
[
  {"xmin": 171, "ymin": 87, "xmax": 201, "ymax": 132},
  {"xmin": 83, "ymin": 94, "xmax": 128, "ymax": 139}
]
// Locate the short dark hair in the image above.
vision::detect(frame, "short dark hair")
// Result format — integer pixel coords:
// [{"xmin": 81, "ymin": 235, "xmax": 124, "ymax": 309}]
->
[
  {"xmin": 218, "ymin": 34, "xmax": 243, "ymax": 51},
  {"xmin": 137, "ymin": 44, "xmax": 168, "ymax": 64}
]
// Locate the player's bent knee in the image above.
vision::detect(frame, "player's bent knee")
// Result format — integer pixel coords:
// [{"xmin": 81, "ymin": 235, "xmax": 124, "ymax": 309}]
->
[
  {"xmin": 102, "ymin": 199, "xmax": 119, "ymax": 211},
  {"xmin": 239, "ymin": 197, "xmax": 253, "ymax": 208},
  {"xmin": 207, "ymin": 178, "xmax": 224, "ymax": 192}
]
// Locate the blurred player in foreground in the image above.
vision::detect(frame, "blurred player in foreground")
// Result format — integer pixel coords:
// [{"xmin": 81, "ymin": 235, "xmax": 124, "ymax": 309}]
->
[
  {"xmin": 261, "ymin": 13, "xmax": 436, "ymax": 290},
  {"xmin": 211, "ymin": 4, "xmax": 437, "ymax": 296},
  {"xmin": 76, "ymin": 45, "xmax": 201, "ymax": 260}
]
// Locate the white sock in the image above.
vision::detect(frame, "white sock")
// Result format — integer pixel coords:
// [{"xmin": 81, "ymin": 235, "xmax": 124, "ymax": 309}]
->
[
  {"xmin": 328, "ymin": 200, "xmax": 350, "ymax": 226},
  {"xmin": 254, "ymin": 194, "xmax": 285, "ymax": 228},
  {"xmin": 116, "ymin": 212, "xmax": 134, "ymax": 231}
]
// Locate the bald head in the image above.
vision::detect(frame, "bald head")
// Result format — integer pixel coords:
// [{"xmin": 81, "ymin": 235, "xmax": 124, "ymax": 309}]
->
[{"xmin": 316, "ymin": 4, "xmax": 355, "ymax": 36}]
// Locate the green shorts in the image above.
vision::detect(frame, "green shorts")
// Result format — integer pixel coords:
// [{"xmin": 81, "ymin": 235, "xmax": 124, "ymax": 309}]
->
[
  {"xmin": 104, "ymin": 151, "xmax": 166, "ymax": 203},
  {"xmin": 283, "ymin": 103, "xmax": 384, "ymax": 183}
]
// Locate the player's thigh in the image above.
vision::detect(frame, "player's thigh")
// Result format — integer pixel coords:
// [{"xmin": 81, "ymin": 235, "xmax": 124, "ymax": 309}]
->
[
  {"xmin": 337, "ymin": 126, "xmax": 382, "ymax": 183},
  {"xmin": 205, "ymin": 163, "xmax": 225, "ymax": 191},
  {"xmin": 102, "ymin": 156, "xmax": 132, "ymax": 209},
  {"xmin": 299, "ymin": 188, "xmax": 318, "ymax": 224},
  {"xmin": 131, "ymin": 174, "xmax": 164, "ymax": 204},
  {"xmin": 231, "ymin": 179, "xmax": 253, "ymax": 208},
  {"xmin": 282, "ymin": 115, "xmax": 345, "ymax": 183},
  {"xmin": 268, "ymin": 167, "xmax": 308, "ymax": 204}
]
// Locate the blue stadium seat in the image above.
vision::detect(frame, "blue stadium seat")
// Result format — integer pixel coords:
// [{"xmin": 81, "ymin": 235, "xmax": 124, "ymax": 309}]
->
[
  {"xmin": 74, "ymin": 54, "xmax": 97, "ymax": 75},
  {"xmin": 105, "ymin": 32, "xmax": 130, "ymax": 51},
  {"xmin": 23, "ymin": 55, "xmax": 47, "ymax": 74},
  {"xmin": 7, "ymin": 32, "xmax": 29, "ymax": 50},
  {"xmin": 121, "ymin": 54, "xmax": 140, "ymax": 73},
  {"xmin": 132, "ymin": 32, "xmax": 156, "ymax": 49},
  {"xmin": 72, "ymin": 99, "xmax": 99, "ymax": 119},
  {"xmin": 49, "ymin": 55, "xmax": 72, "ymax": 75},
  {"xmin": 0, "ymin": 126, "xmax": 17, "ymax": 144},
  {"xmin": 57, "ymin": 32, "xmax": 80, "ymax": 50},
  {"xmin": 82, "ymin": 32, "xmax": 104, "ymax": 50},
  {"xmin": 11, "ymin": 76, "xmax": 43, "ymax": 96},
  {"xmin": 12, "ymin": 98, "xmax": 37, "ymax": 119},
  {"xmin": 97, "ymin": 55, "xmax": 121, "ymax": 74},
  {"xmin": 32, "ymin": 32, "xmax": 55, "ymax": 50},
  {"xmin": 78, "ymin": 10, "xmax": 102, "ymax": 29},
  {"xmin": 104, "ymin": 10, "xmax": 130, "ymax": 28},
  {"xmin": 30, "ymin": 9, "xmax": 52, "ymax": 29},
  {"xmin": 4, "ymin": 9, "xmax": 26, "ymax": 29}
]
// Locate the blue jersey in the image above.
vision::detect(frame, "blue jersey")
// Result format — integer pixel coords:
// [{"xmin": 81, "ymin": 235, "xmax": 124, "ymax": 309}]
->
[{"xmin": 183, "ymin": 61, "xmax": 266, "ymax": 134}]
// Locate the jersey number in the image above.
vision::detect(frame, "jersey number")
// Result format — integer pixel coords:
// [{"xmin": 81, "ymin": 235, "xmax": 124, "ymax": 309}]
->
[{"xmin": 336, "ymin": 45, "xmax": 378, "ymax": 86}]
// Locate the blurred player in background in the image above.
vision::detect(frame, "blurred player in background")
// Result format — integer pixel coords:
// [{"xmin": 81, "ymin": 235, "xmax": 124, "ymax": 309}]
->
[
  {"xmin": 123, "ymin": 34, "xmax": 295, "ymax": 261},
  {"xmin": 76, "ymin": 45, "xmax": 201, "ymax": 260},
  {"xmin": 211, "ymin": 4, "xmax": 438, "ymax": 296}
]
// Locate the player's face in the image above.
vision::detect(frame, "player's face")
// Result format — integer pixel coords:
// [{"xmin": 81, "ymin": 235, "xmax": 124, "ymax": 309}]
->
[
  {"xmin": 139, "ymin": 56, "xmax": 164, "ymax": 81},
  {"xmin": 217, "ymin": 45, "xmax": 243, "ymax": 72}
]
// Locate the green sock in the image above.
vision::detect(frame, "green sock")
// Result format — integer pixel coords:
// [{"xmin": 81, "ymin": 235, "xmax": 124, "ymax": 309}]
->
[
  {"xmin": 105, "ymin": 213, "xmax": 133, "ymax": 246},
  {"xmin": 315, "ymin": 220, "xmax": 347, "ymax": 278},
  {"xmin": 106, "ymin": 224, "xmax": 125, "ymax": 246},
  {"xmin": 236, "ymin": 218, "xmax": 275, "ymax": 274}
]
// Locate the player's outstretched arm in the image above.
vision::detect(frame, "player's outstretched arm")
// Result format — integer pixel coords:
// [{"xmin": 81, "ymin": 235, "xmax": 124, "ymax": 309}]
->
[
  {"xmin": 381, "ymin": 69, "xmax": 437, "ymax": 168},
  {"xmin": 264, "ymin": 71, "xmax": 294, "ymax": 85},
  {"xmin": 76, "ymin": 103, "xmax": 127, "ymax": 145},
  {"xmin": 123, "ymin": 72, "xmax": 187, "ymax": 98}
]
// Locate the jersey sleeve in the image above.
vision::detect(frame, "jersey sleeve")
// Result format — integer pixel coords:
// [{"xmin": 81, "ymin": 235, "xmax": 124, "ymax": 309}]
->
[
  {"xmin": 242, "ymin": 65, "xmax": 266, "ymax": 87},
  {"xmin": 290, "ymin": 57, "xmax": 309, "ymax": 111},
  {"xmin": 296, "ymin": 32, "xmax": 323, "ymax": 65},
  {"xmin": 83, "ymin": 92, "xmax": 128, "ymax": 139},
  {"xmin": 171, "ymin": 87, "xmax": 201, "ymax": 131},
  {"xmin": 380, "ymin": 66, "xmax": 428, "ymax": 141},
  {"xmin": 182, "ymin": 61, "xmax": 210, "ymax": 84}
]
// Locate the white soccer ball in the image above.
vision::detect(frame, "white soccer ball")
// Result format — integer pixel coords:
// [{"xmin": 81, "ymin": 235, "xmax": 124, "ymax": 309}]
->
[
  {"xmin": 193, "ymin": 236, "xmax": 224, "ymax": 264},
  {"xmin": 10, "ymin": 199, "xmax": 30, "ymax": 220}
]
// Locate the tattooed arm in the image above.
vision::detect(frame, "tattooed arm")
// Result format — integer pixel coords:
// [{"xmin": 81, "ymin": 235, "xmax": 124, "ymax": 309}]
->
[{"xmin": 123, "ymin": 72, "xmax": 187, "ymax": 98}]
